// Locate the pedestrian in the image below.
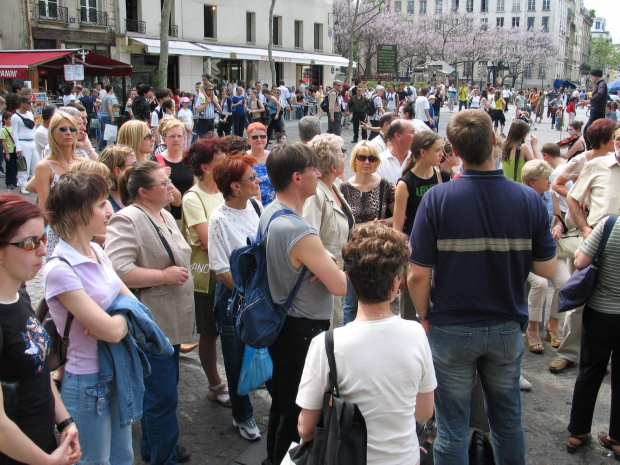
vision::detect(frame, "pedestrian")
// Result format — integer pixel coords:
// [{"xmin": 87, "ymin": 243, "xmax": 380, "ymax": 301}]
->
[
  {"xmin": 458, "ymin": 82, "xmax": 468, "ymax": 111},
  {"xmin": 579, "ymin": 69, "xmax": 607, "ymax": 149},
  {"xmin": 368, "ymin": 86, "xmax": 385, "ymax": 140},
  {"xmin": 195, "ymin": 83, "xmax": 220, "ymax": 137},
  {"xmin": 231, "ymin": 84, "xmax": 247, "ymax": 137},
  {"xmin": 117, "ymin": 120, "xmax": 154, "ymax": 162},
  {"xmin": 501, "ymin": 119, "xmax": 539, "ymax": 182},
  {"xmin": 408, "ymin": 109, "xmax": 557, "ymax": 465},
  {"xmin": 178, "ymin": 97, "xmax": 194, "ymax": 150},
  {"xmin": 0, "ymin": 111, "xmax": 18, "ymax": 189},
  {"xmin": 98, "ymin": 84, "xmax": 118, "ymax": 151},
  {"xmin": 11, "ymin": 96, "xmax": 37, "ymax": 194},
  {"xmin": 327, "ymin": 80, "xmax": 343, "ymax": 135},
  {"xmin": 347, "ymin": 86, "xmax": 368, "ymax": 143}
]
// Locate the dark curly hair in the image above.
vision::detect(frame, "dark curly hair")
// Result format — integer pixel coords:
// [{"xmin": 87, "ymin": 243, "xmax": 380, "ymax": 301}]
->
[{"xmin": 183, "ymin": 138, "xmax": 229, "ymax": 177}]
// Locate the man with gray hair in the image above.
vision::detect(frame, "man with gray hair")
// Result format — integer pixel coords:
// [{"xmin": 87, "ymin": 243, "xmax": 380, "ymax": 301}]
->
[
  {"xmin": 298, "ymin": 116, "xmax": 322, "ymax": 144},
  {"xmin": 327, "ymin": 80, "xmax": 343, "ymax": 135}
]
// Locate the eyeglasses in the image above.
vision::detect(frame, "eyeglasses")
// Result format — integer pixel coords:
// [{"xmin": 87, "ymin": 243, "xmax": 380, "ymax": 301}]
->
[
  {"xmin": 239, "ymin": 174, "xmax": 258, "ymax": 182},
  {"xmin": 356, "ymin": 155, "xmax": 378, "ymax": 162},
  {"xmin": 58, "ymin": 126, "xmax": 78, "ymax": 133},
  {"xmin": 148, "ymin": 180, "xmax": 172, "ymax": 189},
  {"xmin": 122, "ymin": 161, "xmax": 137, "ymax": 168},
  {"xmin": 143, "ymin": 133, "xmax": 154, "ymax": 140},
  {"xmin": 250, "ymin": 135, "xmax": 267, "ymax": 140},
  {"xmin": 0, "ymin": 233, "xmax": 47, "ymax": 251}
]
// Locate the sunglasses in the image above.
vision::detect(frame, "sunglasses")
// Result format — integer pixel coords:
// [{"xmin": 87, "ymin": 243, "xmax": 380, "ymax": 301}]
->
[
  {"xmin": 58, "ymin": 126, "xmax": 78, "ymax": 133},
  {"xmin": 239, "ymin": 174, "xmax": 258, "ymax": 182},
  {"xmin": 143, "ymin": 133, "xmax": 154, "ymax": 140},
  {"xmin": 250, "ymin": 135, "xmax": 268, "ymax": 140},
  {"xmin": 0, "ymin": 233, "xmax": 47, "ymax": 251},
  {"xmin": 356, "ymin": 155, "xmax": 378, "ymax": 162}
]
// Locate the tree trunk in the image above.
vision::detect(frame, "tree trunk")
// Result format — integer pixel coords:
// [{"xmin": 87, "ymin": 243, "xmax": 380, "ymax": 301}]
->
[
  {"xmin": 268, "ymin": 0, "xmax": 277, "ymax": 87},
  {"xmin": 156, "ymin": 0, "xmax": 174, "ymax": 89},
  {"xmin": 345, "ymin": 0, "xmax": 361, "ymax": 84}
]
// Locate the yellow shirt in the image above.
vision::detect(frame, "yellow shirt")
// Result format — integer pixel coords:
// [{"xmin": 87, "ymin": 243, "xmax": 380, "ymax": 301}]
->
[
  {"xmin": 458, "ymin": 87, "xmax": 468, "ymax": 101},
  {"xmin": 0, "ymin": 126, "xmax": 15, "ymax": 153},
  {"xmin": 182, "ymin": 184, "xmax": 224, "ymax": 246}
]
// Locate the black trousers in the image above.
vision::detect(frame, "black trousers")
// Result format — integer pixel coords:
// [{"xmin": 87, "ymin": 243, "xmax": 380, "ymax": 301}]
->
[
  {"xmin": 351, "ymin": 111, "xmax": 368, "ymax": 141},
  {"xmin": 216, "ymin": 120, "xmax": 232, "ymax": 137},
  {"xmin": 583, "ymin": 112, "xmax": 604, "ymax": 150},
  {"xmin": 267, "ymin": 115, "xmax": 281, "ymax": 139},
  {"xmin": 265, "ymin": 316, "xmax": 330, "ymax": 465},
  {"xmin": 568, "ymin": 306, "xmax": 620, "ymax": 439},
  {"xmin": 232, "ymin": 115, "xmax": 246, "ymax": 137},
  {"xmin": 195, "ymin": 118, "xmax": 215, "ymax": 137},
  {"xmin": 5, "ymin": 151, "xmax": 17, "ymax": 187},
  {"xmin": 368, "ymin": 119, "xmax": 381, "ymax": 140}
]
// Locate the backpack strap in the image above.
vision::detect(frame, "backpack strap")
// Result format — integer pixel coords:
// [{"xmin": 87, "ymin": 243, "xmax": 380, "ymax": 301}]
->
[
  {"xmin": 250, "ymin": 198, "xmax": 261, "ymax": 218},
  {"xmin": 592, "ymin": 215, "xmax": 618, "ymax": 264},
  {"xmin": 513, "ymin": 145, "xmax": 522, "ymax": 181},
  {"xmin": 324, "ymin": 330, "xmax": 339, "ymax": 397},
  {"xmin": 378, "ymin": 179, "xmax": 385, "ymax": 219},
  {"xmin": 434, "ymin": 166, "xmax": 443, "ymax": 185}
]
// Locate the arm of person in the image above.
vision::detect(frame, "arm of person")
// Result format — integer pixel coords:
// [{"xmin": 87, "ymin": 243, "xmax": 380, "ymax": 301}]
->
[
  {"xmin": 563, "ymin": 138, "xmax": 585, "ymax": 160},
  {"xmin": 531, "ymin": 257, "xmax": 557, "ymax": 279},
  {"xmin": 215, "ymin": 271, "xmax": 234, "ymax": 290},
  {"xmin": 424, "ymin": 109, "xmax": 434, "ymax": 126},
  {"xmin": 290, "ymin": 234, "xmax": 347, "ymax": 296},
  {"xmin": 528, "ymin": 135, "xmax": 540, "ymax": 159},
  {"xmin": 552, "ymin": 172, "xmax": 571, "ymax": 198},
  {"xmin": 34, "ymin": 161, "xmax": 52, "ymax": 214},
  {"xmin": 169, "ymin": 185, "xmax": 182, "ymax": 207},
  {"xmin": 107, "ymin": 103, "xmax": 114, "ymax": 119},
  {"xmin": 414, "ymin": 391, "xmax": 435, "ymax": 422},
  {"xmin": 567, "ymin": 194, "xmax": 591, "ymax": 238},
  {"xmin": 10, "ymin": 116, "xmax": 21, "ymax": 154},
  {"xmin": 51, "ymin": 378, "xmax": 81, "ymax": 462},
  {"xmin": 551, "ymin": 194, "xmax": 564, "ymax": 241},
  {"xmin": 407, "ymin": 263, "xmax": 432, "ymax": 332},
  {"xmin": 392, "ymin": 181, "xmax": 409, "ymax": 233},
  {"xmin": 298, "ymin": 408, "xmax": 322, "ymax": 443}
]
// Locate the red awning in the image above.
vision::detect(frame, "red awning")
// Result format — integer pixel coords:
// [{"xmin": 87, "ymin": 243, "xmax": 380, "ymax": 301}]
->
[{"xmin": 0, "ymin": 50, "xmax": 132, "ymax": 78}]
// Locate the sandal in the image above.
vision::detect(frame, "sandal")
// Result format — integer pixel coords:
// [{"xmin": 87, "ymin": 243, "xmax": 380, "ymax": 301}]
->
[
  {"xmin": 524, "ymin": 335, "xmax": 544, "ymax": 353},
  {"xmin": 545, "ymin": 330, "xmax": 562, "ymax": 348},
  {"xmin": 207, "ymin": 382, "xmax": 231, "ymax": 408},
  {"xmin": 567, "ymin": 433, "xmax": 591, "ymax": 453},
  {"xmin": 597, "ymin": 433, "xmax": 620, "ymax": 460}
]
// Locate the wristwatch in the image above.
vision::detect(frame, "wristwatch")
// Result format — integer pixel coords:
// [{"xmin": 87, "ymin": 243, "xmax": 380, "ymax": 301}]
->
[
  {"xmin": 417, "ymin": 315, "xmax": 429, "ymax": 322},
  {"xmin": 56, "ymin": 417, "xmax": 75, "ymax": 432}
]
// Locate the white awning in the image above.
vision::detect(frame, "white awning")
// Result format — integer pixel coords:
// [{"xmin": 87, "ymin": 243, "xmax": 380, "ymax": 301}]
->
[{"xmin": 129, "ymin": 37, "xmax": 229, "ymax": 58}]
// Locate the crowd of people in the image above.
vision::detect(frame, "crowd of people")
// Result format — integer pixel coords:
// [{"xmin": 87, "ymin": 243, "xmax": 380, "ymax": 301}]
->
[{"xmin": 0, "ymin": 65, "xmax": 618, "ymax": 465}]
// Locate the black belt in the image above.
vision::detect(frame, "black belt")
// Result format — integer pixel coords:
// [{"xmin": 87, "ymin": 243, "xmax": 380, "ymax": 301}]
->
[{"xmin": 198, "ymin": 118, "xmax": 214, "ymax": 121}]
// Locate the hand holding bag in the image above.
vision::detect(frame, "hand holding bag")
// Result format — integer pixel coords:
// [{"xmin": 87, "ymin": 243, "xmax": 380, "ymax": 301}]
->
[{"xmin": 558, "ymin": 215, "xmax": 617, "ymax": 313}]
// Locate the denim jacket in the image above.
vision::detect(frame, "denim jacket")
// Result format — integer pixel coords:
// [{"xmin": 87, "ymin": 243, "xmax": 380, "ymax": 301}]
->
[{"xmin": 98, "ymin": 295, "xmax": 174, "ymax": 427}]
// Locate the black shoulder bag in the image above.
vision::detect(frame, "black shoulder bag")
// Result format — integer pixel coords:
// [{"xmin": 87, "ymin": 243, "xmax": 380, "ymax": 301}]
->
[
  {"xmin": 512, "ymin": 145, "xmax": 522, "ymax": 182},
  {"xmin": 133, "ymin": 206, "xmax": 176, "ymax": 266}
]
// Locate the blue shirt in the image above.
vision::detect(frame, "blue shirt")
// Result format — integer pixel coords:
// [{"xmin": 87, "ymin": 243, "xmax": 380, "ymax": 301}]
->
[
  {"xmin": 254, "ymin": 162, "xmax": 275, "ymax": 207},
  {"xmin": 409, "ymin": 169, "xmax": 556, "ymax": 327},
  {"xmin": 232, "ymin": 95, "xmax": 246, "ymax": 117}
]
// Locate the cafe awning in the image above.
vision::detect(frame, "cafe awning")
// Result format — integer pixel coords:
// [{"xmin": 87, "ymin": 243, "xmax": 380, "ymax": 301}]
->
[{"xmin": 0, "ymin": 50, "xmax": 132, "ymax": 78}]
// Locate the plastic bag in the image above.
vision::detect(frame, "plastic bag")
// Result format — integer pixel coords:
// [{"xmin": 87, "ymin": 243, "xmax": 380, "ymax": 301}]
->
[{"xmin": 237, "ymin": 346, "xmax": 273, "ymax": 396}]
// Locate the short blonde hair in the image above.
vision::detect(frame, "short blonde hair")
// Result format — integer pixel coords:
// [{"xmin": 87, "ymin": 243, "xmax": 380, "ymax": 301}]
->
[
  {"xmin": 47, "ymin": 111, "xmax": 78, "ymax": 161},
  {"xmin": 521, "ymin": 159, "xmax": 552, "ymax": 186},
  {"xmin": 99, "ymin": 145, "xmax": 135, "ymax": 189},
  {"xmin": 307, "ymin": 133, "xmax": 343, "ymax": 176},
  {"xmin": 68, "ymin": 159, "xmax": 111, "ymax": 180},
  {"xmin": 350, "ymin": 141, "xmax": 380, "ymax": 173},
  {"xmin": 117, "ymin": 120, "xmax": 150, "ymax": 161},
  {"xmin": 159, "ymin": 117, "xmax": 184, "ymax": 137}
]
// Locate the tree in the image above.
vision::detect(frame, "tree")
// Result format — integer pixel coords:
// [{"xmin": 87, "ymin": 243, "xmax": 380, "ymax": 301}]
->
[
  {"xmin": 267, "ymin": 0, "xmax": 277, "ymax": 86},
  {"xmin": 589, "ymin": 37, "xmax": 620, "ymax": 74},
  {"xmin": 156, "ymin": 0, "xmax": 174, "ymax": 89}
]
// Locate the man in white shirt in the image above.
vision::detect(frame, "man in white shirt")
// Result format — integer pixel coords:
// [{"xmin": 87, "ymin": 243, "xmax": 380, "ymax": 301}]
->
[
  {"xmin": 150, "ymin": 89, "xmax": 170, "ymax": 146},
  {"xmin": 414, "ymin": 87, "xmax": 435, "ymax": 129},
  {"xmin": 370, "ymin": 112, "xmax": 398, "ymax": 155},
  {"xmin": 502, "ymin": 86, "xmax": 511, "ymax": 111},
  {"xmin": 34, "ymin": 105, "xmax": 56, "ymax": 158},
  {"xmin": 368, "ymin": 86, "xmax": 385, "ymax": 141},
  {"xmin": 12, "ymin": 96, "xmax": 37, "ymax": 193},
  {"xmin": 375, "ymin": 119, "xmax": 415, "ymax": 185}
]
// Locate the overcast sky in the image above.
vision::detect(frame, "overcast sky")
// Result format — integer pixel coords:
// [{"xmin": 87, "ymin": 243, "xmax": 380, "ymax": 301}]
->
[{"xmin": 583, "ymin": 0, "xmax": 620, "ymax": 43}]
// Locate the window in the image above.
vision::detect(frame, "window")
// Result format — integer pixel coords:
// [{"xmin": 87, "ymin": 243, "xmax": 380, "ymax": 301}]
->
[
  {"xmin": 395, "ymin": 1, "xmax": 402, "ymax": 12},
  {"xmin": 481, "ymin": 0, "xmax": 488, "ymax": 12},
  {"xmin": 481, "ymin": 17, "xmax": 488, "ymax": 30},
  {"xmin": 524, "ymin": 64, "xmax": 532, "ymax": 78},
  {"xmin": 466, "ymin": 0, "xmax": 473, "ymax": 11},
  {"xmin": 80, "ymin": 0, "xmax": 97, "ymax": 23},
  {"xmin": 512, "ymin": 17, "xmax": 520, "ymax": 27},
  {"xmin": 464, "ymin": 61, "xmax": 473, "ymax": 76},
  {"xmin": 512, "ymin": 0, "xmax": 520, "ymax": 11},
  {"xmin": 294, "ymin": 20, "xmax": 303, "ymax": 48},
  {"xmin": 39, "ymin": 0, "xmax": 59, "ymax": 18},
  {"xmin": 420, "ymin": 0, "xmax": 427, "ymax": 13},
  {"xmin": 246, "ymin": 12, "xmax": 255, "ymax": 43},
  {"xmin": 538, "ymin": 66, "xmax": 546, "ymax": 78},
  {"xmin": 451, "ymin": 0, "xmax": 459, "ymax": 10},
  {"xmin": 273, "ymin": 15, "xmax": 282, "ymax": 46},
  {"xmin": 204, "ymin": 5, "xmax": 216, "ymax": 38},
  {"xmin": 541, "ymin": 16, "xmax": 549, "ymax": 30},
  {"xmin": 435, "ymin": 0, "xmax": 442, "ymax": 13},
  {"xmin": 497, "ymin": 0, "xmax": 504, "ymax": 11},
  {"xmin": 465, "ymin": 17, "xmax": 473, "ymax": 27},
  {"xmin": 314, "ymin": 23, "xmax": 323, "ymax": 51},
  {"xmin": 527, "ymin": 16, "xmax": 534, "ymax": 29},
  {"xmin": 407, "ymin": 1, "xmax": 415, "ymax": 13},
  {"xmin": 527, "ymin": 0, "xmax": 535, "ymax": 10},
  {"xmin": 496, "ymin": 17, "xmax": 504, "ymax": 27},
  {"xmin": 542, "ymin": 0, "xmax": 549, "ymax": 9}
]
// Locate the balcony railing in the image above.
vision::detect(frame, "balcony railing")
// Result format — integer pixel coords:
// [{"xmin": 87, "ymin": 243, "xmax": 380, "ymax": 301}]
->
[
  {"xmin": 38, "ymin": 2, "xmax": 69, "ymax": 23},
  {"xmin": 126, "ymin": 18, "xmax": 146, "ymax": 34},
  {"xmin": 169, "ymin": 24, "xmax": 178, "ymax": 37},
  {"xmin": 80, "ymin": 9, "xmax": 108, "ymax": 26}
]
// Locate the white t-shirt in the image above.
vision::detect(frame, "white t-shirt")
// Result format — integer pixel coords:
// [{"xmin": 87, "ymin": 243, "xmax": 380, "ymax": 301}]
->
[
  {"xmin": 297, "ymin": 316, "xmax": 437, "ymax": 465},
  {"xmin": 551, "ymin": 161, "xmax": 572, "ymax": 213},
  {"xmin": 177, "ymin": 108, "xmax": 193, "ymax": 130},
  {"xmin": 207, "ymin": 201, "xmax": 262, "ymax": 275},
  {"xmin": 369, "ymin": 132, "xmax": 387, "ymax": 155},
  {"xmin": 414, "ymin": 96, "xmax": 430, "ymax": 122},
  {"xmin": 412, "ymin": 119, "xmax": 432, "ymax": 134},
  {"xmin": 62, "ymin": 94, "xmax": 77, "ymax": 106},
  {"xmin": 34, "ymin": 125, "xmax": 49, "ymax": 157},
  {"xmin": 385, "ymin": 92, "xmax": 397, "ymax": 110},
  {"xmin": 150, "ymin": 106, "xmax": 161, "ymax": 128},
  {"xmin": 376, "ymin": 148, "xmax": 411, "ymax": 186}
]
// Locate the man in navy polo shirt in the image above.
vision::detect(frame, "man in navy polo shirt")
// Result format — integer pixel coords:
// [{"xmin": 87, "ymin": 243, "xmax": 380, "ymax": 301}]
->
[{"xmin": 408, "ymin": 110, "xmax": 557, "ymax": 465}]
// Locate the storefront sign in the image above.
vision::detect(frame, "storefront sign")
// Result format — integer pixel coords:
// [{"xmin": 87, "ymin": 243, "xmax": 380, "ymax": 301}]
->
[
  {"xmin": 260, "ymin": 56, "xmax": 293, "ymax": 62},
  {"xmin": 0, "ymin": 69, "xmax": 23, "ymax": 79},
  {"xmin": 64, "ymin": 64, "xmax": 85, "ymax": 81}
]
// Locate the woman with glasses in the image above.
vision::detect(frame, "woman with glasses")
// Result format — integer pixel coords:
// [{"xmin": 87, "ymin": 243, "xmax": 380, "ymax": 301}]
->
[
  {"xmin": 0, "ymin": 194, "xmax": 81, "ymax": 465},
  {"xmin": 105, "ymin": 161, "xmax": 194, "ymax": 464},
  {"xmin": 304, "ymin": 134, "xmax": 354, "ymax": 328},
  {"xmin": 208, "ymin": 155, "xmax": 263, "ymax": 441},
  {"xmin": 117, "ymin": 120, "xmax": 154, "ymax": 162},
  {"xmin": 32, "ymin": 111, "xmax": 82, "ymax": 255},
  {"xmin": 98, "ymin": 145, "xmax": 137, "ymax": 213},
  {"xmin": 339, "ymin": 141, "xmax": 395, "ymax": 324},
  {"xmin": 245, "ymin": 122, "xmax": 275, "ymax": 207}
]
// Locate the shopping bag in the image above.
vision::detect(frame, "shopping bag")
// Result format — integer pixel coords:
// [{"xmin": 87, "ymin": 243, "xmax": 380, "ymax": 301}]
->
[
  {"xmin": 237, "ymin": 346, "xmax": 272, "ymax": 396},
  {"xmin": 103, "ymin": 123, "xmax": 118, "ymax": 142}
]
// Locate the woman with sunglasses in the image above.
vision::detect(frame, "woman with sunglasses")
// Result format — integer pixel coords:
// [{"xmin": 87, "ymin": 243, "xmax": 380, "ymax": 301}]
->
[
  {"xmin": 208, "ymin": 155, "xmax": 263, "ymax": 441},
  {"xmin": 117, "ymin": 120, "xmax": 154, "ymax": 162},
  {"xmin": 43, "ymin": 172, "xmax": 135, "ymax": 464},
  {"xmin": 339, "ymin": 141, "xmax": 395, "ymax": 324},
  {"xmin": 98, "ymin": 145, "xmax": 137, "ymax": 213},
  {"xmin": 33, "ymin": 111, "xmax": 82, "ymax": 255},
  {"xmin": 246, "ymin": 122, "xmax": 275, "ymax": 207},
  {"xmin": 105, "ymin": 161, "xmax": 194, "ymax": 464},
  {"xmin": 0, "ymin": 194, "xmax": 81, "ymax": 465}
]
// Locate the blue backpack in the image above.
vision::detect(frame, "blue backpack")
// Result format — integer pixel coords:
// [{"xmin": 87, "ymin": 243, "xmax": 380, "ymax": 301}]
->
[{"xmin": 229, "ymin": 208, "xmax": 307, "ymax": 349}]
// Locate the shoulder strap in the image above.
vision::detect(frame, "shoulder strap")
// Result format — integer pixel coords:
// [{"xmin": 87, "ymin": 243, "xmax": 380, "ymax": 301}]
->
[
  {"xmin": 513, "ymin": 145, "xmax": 522, "ymax": 181},
  {"xmin": 153, "ymin": 153, "xmax": 166, "ymax": 168},
  {"xmin": 434, "ymin": 166, "xmax": 443, "ymax": 184},
  {"xmin": 45, "ymin": 256, "xmax": 75, "ymax": 337},
  {"xmin": 250, "ymin": 198, "xmax": 261, "ymax": 218},
  {"xmin": 593, "ymin": 215, "xmax": 618, "ymax": 264},
  {"xmin": 133, "ymin": 205, "xmax": 176, "ymax": 266},
  {"xmin": 324, "ymin": 330, "xmax": 339, "ymax": 397},
  {"xmin": 378, "ymin": 178, "xmax": 385, "ymax": 218},
  {"xmin": 2, "ymin": 126, "xmax": 15, "ymax": 145}
]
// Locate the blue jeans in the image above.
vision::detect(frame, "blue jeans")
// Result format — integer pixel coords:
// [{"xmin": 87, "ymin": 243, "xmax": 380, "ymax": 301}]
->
[
  {"xmin": 98, "ymin": 115, "xmax": 112, "ymax": 150},
  {"xmin": 62, "ymin": 371, "xmax": 133, "ymax": 465},
  {"xmin": 140, "ymin": 345, "xmax": 180, "ymax": 464},
  {"xmin": 214, "ymin": 282, "xmax": 254, "ymax": 423},
  {"xmin": 429, "ymin": 321, "xmax": 525, "ymax": 465},
  {"xmin": 342, "ymin": 277, "xmax": 358, "ymax": 325}
]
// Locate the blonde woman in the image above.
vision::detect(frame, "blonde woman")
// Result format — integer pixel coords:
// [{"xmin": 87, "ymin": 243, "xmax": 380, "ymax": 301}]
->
[
  {"xmin": 117, "ymin": 119, "xmax": 154, "ymax": 162},
  {"xmin": 32, "ymin": 111, "xmax": 82, "ymax": 255},
  {"xmin": 98, "ymin": 145, "xmax": 137, "ymax": 213}
]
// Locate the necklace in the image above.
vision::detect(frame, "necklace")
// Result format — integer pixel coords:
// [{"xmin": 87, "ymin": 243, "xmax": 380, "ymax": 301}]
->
[{"xmin": 199, "ymin": 180, "xmax": 218, "ymax": 195}]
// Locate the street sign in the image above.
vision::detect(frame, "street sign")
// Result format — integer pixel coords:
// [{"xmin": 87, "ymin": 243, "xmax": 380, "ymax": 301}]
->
[
  {"xmin": 63, "ymin": 64, "xmax": 84, "ymax": 81},
  {"xmin": 377, "ymin": 44, "xmax": 397, "ymax": 75}
]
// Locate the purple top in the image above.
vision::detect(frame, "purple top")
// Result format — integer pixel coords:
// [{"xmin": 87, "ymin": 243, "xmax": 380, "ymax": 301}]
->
[{"xmin": 43, "ymin": 239, "xmax": 122, "ymax": 375}]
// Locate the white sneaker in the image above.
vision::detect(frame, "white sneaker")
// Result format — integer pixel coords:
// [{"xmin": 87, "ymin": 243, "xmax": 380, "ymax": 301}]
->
[
  {"xmin": 20, "ymin": 188, "xmax": 30, "ymax": 195},
  {"xmin": 519, "ymin": 376, "xmax": 532, "ymax": 391},
  {"xmin": 233, "ymin": 417, "xmax": 261, "ymax": 441}
]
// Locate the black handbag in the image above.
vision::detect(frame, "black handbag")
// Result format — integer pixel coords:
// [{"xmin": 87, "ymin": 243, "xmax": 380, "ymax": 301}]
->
[
  {"xmin": 291, "ymin": 330, "xmax": 367, "ymax": 464},
  {"xmin": 468, "ymin": 428, "xmax": 495, "ymax": 465},
  {"xmin": 1, "ymin": 380, "xmax": 19, "ymax": 421}
]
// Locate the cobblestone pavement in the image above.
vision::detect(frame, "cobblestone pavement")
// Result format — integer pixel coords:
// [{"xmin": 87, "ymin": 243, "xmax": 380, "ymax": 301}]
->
[{"xmin": 13, "ymin": 105, "xmax": 616, "ymax": 464}]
